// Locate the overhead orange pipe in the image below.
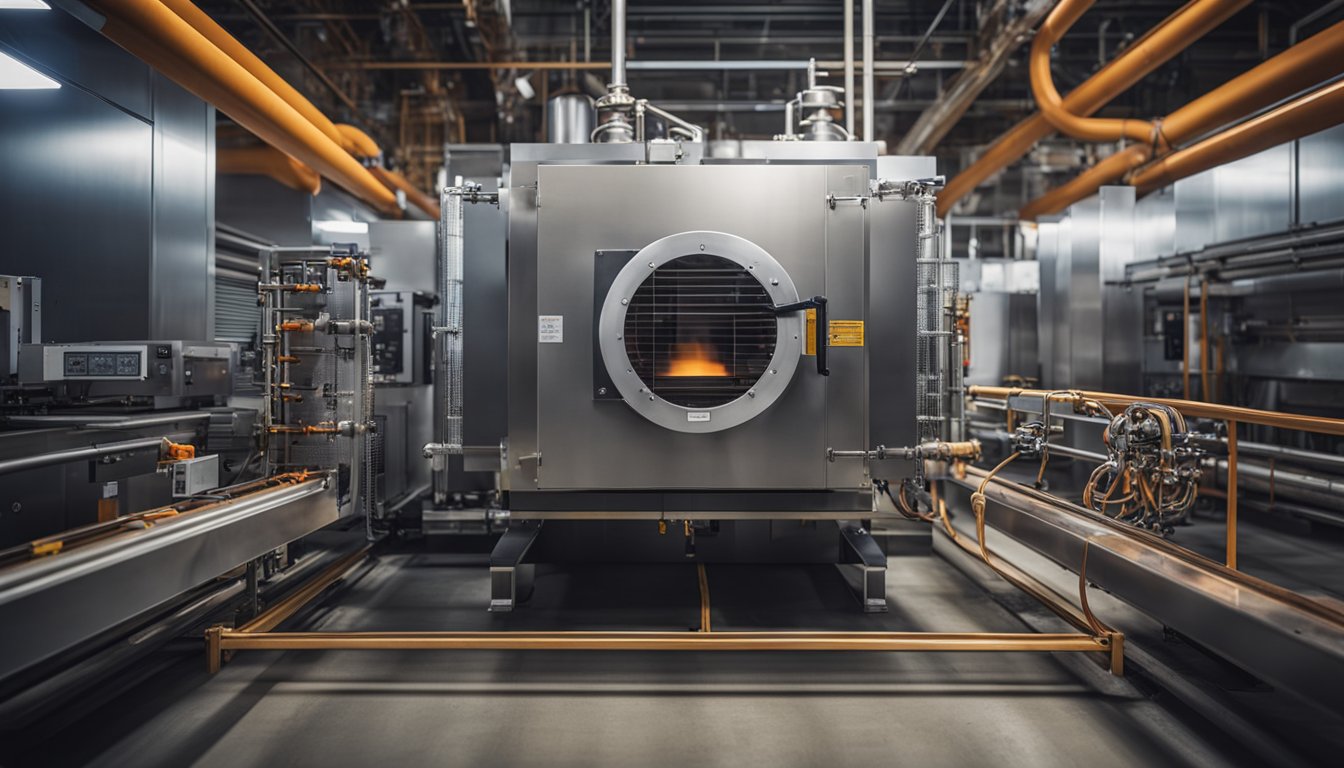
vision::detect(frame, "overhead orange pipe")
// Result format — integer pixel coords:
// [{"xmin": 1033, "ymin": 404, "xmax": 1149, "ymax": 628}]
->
[
  {"xmin": 218, "ymin": 146, "xmax": 322, "ymax": 195},
  {"xmin": 369, "ymin": 166, "xmax": 440, "ymax": 220},
  {"xmin": 1131, "ymin": 78, "xmax": 1344, "ymax": 193},
  {"xmin": 1020, "ymin": 18, "xmax": 1344, "ymax": 218},
  {"xmin": 336, "ymin": 124, "xmax": 383, "ymax": 159},
  {"xmin": 157, "ymin": 0, "xmax": 363, "ymax": 154},
  {"xmin": 86, "ymin": 0, "xmax": 400, "ymax": 214},
  {"xmin": 1030, "ymin": 0, "xmax": 1157, "ymax": 145},
  {"xmin": 937, "ymin": 0, "xmax": 1252, "ymax": 217}
]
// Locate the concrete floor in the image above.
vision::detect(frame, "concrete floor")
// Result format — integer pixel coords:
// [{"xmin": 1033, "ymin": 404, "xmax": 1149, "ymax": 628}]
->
[{"xmin": 5, "ymin": 545, "xmax": 1245, "ymax": 767}]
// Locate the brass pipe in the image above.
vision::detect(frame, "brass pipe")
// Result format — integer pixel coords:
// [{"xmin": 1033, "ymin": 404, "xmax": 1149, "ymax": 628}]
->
[
  {"xmin": 215, "ymin": 630, "xmax": 1108, "ymax": 653},
  {"xmin": 938, "ymin": 0, "xmax": 1250, "ymax": 217},
  {"xmin": 1020, "ymin": 19, "xmax": 1344, "ymax": 219},
  {"xmin": 1226, "ymin": 420, "xmax": 1238, "ymax": 570},
  {"xmin": 87, "ymin": 0, "xmax": 400, "ymax": 214},
  {"xmin": 1029, "ymin": 0, "xmax": 1156, "ymax": 144},
  {"xmin": 218, "ymin": 146, "xmax": 321, "ymax": 195},
  {"xmin": 968, "ymin": 385, "xmax": 1344, "ymax": 437},
  {"xmin": 237, "ymin": 546, "xmax": 370, "ymax": 634},
  {"xmin": 1132, "ymin": 78, "xmax": 1344, "ymax": 193}
]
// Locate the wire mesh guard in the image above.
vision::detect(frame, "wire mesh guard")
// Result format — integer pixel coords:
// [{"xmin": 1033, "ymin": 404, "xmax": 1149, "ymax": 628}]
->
[{"xmin": 623, "ymin": 253, "xmax": 777, "ymax": 409}]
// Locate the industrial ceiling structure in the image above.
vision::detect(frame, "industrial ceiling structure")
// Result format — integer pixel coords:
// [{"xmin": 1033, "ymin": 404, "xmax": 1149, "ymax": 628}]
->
[{"xmin": 196, "ymin": 0, "xmax": 1329, "ymax": 225}]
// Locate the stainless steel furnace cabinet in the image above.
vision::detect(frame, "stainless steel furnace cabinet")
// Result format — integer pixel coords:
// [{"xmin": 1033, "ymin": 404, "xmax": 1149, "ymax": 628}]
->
[{"xmin": 506, "ymin": 162, "xmax": 916, "ymax": 515}]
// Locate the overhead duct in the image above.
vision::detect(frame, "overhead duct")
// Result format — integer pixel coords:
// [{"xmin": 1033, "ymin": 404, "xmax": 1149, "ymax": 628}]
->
[
  {"xmin": 84, "ymin": 0, "xmax": 400, "ymax": 214},
  {"xmin": 937, "ymin": 0, "xmax": 1252, "ymax": 217},
  {"xmin": 1021, "ymin": 18, "xmax": 1344, "ymax": 219}
]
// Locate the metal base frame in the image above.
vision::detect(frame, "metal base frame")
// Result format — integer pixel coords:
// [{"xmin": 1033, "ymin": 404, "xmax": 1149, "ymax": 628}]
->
[
  {"xmin": 838, "ymin": 523, "xmax": 888, "ymax": 613},
  {"xmin": 204, "ymin": 530, "xmax": 1122, "ymax": 677},
  {"xmin": 488, "ymin": 521, "xmax": 541, "ymax": 612}
]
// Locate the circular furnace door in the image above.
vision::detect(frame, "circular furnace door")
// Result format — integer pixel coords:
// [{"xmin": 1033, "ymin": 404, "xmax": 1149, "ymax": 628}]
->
[{"xmin": 598, "ymin": 231, "xmax": 803, "ymax": 433}]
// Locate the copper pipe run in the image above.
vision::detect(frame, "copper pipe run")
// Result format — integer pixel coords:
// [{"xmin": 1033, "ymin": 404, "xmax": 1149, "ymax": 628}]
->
[
  {"xmin": 218, "ymin": 146, "xmax": 321, "ymax": 195},
  {"xmin": 968, "ymin": 385, "xmax": 1344, "ymax": 437},
  {"xmin": 1131, "ymin": 78, "xmax": 1344, "ymax": 193},
  {"xmin": 1020, "ymin": 19, "xmax": 1344, "ymax": 219},
  {"xmin": 1029, "ymin": 0, "xmax": 1157, "ymax": 145},
  {"xmin": 207, "ymin": 629, "xmax": 1111, "ymax": 675},
  {"xmin": 938, "ymin": 0, "xmax": 1251, "ymax": 217},
  {"xmin": 86, "ymin": 0, "xmax": 400, "ymax": 214}
]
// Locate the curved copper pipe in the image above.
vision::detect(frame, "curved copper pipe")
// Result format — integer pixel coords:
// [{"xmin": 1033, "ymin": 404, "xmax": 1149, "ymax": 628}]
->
[
  {"xmin": 336, "ymin": 124, "xmax": 383, "ymax": 159},
  {"xmin": 369, "ymin": 166, "xmax": 440, "ymax": 220},
  {"xmin": 218, "ymin": 146, "xmax": 322, "ymax": 195},
  {"xmin": 1020, "ymin": 19, "xmax": 1344, "ymax": 219},
  {"xmin": 88, "ymin": 0, "xmax": 399, "ymax": 214},
  {"xmin": 1029, "ymin": 0, "xmax": 1156, "ymax": 145},
  {"xmin": 938, "ymin": 0, "xmax": 1251, "ymax": 217},
  {"xmin": 1131, "ymin": 78, "xmax": 1344, "ymax": 194}
]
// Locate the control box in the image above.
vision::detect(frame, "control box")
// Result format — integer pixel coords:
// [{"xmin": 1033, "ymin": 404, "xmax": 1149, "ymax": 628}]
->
[
  {"xmin": 17, "ymin": 341, "xmax": 234, "ymax": 398},
  {"xmin": 170, "ymin": 454, "xmax": 220, "ymax": 498}
]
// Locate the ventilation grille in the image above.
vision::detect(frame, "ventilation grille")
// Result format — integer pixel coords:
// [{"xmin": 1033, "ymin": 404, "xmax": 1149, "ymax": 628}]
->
[{"xmin": 623, "ymin": 254, "xmax": 777, "ymax": 408}]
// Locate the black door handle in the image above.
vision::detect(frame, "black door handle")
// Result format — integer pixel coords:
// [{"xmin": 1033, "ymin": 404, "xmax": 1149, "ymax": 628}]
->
[{"xmin": 774, "ymin": 295, "xmax": 829, "ymax": 376}]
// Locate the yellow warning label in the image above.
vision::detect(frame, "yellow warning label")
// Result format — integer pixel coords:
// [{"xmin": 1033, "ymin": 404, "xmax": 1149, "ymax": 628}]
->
[
  {"xmin": 829, "ymin": 320, "xmax": 865, "ymax": 347},
  {"xmin": 804, "ymin": 308, "xmax": 817, "ymax": 356}
]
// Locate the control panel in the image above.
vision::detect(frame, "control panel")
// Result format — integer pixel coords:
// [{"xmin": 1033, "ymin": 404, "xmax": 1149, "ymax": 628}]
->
[
  {"xmin": 36, "ymin": 345, "xmax": 148, "ymax": 381},
  {"xmin": 17, "ymin": 341, "xmax": 233, "ymax": 398}
]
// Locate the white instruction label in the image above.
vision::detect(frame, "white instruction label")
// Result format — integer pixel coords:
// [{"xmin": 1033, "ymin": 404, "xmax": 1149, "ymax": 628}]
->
[
  {"xmin": 687, "ymin": 411, "xmax": 711, "ymax": 423},
  {"xmin": 538, "ymin": 315, "xmax": 563, "ymax": 343}
]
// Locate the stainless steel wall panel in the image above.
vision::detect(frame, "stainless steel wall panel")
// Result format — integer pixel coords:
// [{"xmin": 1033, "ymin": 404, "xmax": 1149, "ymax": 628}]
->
[
  {"xmin": 0, "ymin": 67, "xmax": 153, "ymax": 341},
  {"xmin": 1133, "ymin": 186, "xmax": 1175, "ymax": 260},
  {"xmin": 150, "ymin": 74, "xmax": 214, "ymax": 341},
  {"xmin": 1299, "ymin": 123, "xmax": 1344, "ymax": 227},
  {"xmin": 1214, "ymin": 144, "xmax": 1292, "ymax": 244},
  {"xmin": 1035, "ymin": 220, "xmax": 1058, "ymax": 388},
  {"xmin": 1099, "ymin": 187, "xmax": 1140, "ymax": 395},
  {"xmin": 1174, "ymin": 170, "xmax": 1216, "ymax": 255}
]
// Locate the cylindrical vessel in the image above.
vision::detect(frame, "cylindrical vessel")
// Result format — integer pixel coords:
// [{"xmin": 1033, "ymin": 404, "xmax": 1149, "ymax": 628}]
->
[{"xmin": 547, "ymin": 94, "xmax": 595, "ymax": 143}]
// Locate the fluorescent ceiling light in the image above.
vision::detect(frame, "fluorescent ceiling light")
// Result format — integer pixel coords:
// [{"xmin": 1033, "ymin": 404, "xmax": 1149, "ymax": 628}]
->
[
  {"xmin": 315, "ymin": 220, "xmax": 369, "ymax": 234},
  {"xmin": 0, "ymin": 1, "xmax": 52, "ymax": 9},
  {"xmin": 0, "ymin": 50, "xmax": 59, "ymax": 89}
]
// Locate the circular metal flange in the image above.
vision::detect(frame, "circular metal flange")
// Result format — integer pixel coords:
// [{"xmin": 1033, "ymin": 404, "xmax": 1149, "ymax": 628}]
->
[{"xmin": 598, "ymin": 230, "xmax": 802, "ymax": 434}]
